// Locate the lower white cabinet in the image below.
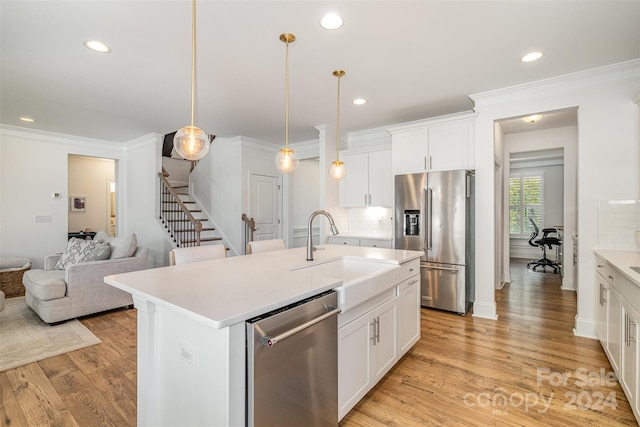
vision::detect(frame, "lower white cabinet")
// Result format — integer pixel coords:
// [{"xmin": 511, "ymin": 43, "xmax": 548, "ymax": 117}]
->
[
  {"xmin": 607, "ymin": 286, "xmax": 622, "ymax": 375},
  {"xmin": 338, "ymin": 296, "xmax": 398, "ymax": 420},
  {"xmin": 595, "ymin": 253, "xmax": 640, "ymax": 423},
  {"xmin": 398, "ymin": 274, "xmax": 421, "ymax": 354},
  {"xmin": 329, "ymin": 236, "xmax": 392, "ymax": 249},
  {"xmin": 622, "ymin": 300, "xmax": 639, "ymax": 409}
]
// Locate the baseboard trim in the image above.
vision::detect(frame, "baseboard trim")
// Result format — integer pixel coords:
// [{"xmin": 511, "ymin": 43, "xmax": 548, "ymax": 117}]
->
[
  {"xmin": 472, "ymin": 300, "xmax": 498, "ymax": 320},
  {"xmin": 574, "ymin": 315, "xmax": 597, "ymax": 339}
]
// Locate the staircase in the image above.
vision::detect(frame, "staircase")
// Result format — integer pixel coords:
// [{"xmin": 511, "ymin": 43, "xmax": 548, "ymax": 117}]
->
[{"xmin": 159, "ymin": 172, "xmax": 223, "ymax": 248}]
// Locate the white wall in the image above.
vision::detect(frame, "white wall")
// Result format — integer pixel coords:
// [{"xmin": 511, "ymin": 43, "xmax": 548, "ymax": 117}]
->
[
  {"xmin": 290, "ymin": 159, "xmax": 320, "ymax": 247},
  {"xmin": 0, "ymin": 126, "xmax": 124, "ymax": 268},
  {"xmin": 470, "ymin": 59, "xmax": 640, "ymax": 335},
  {"xmin": 68, "ymin": 155, "xmax": 115, "ymax": 233}
]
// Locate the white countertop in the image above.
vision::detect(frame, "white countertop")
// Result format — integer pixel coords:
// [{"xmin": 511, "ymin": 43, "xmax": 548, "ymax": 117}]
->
[
  {"xmin": 105, "ymin": 244, "xmax": 422, "ymax": 329},
  {"xmin": 594, "ymin": 249, "xmax": 640, "ymax": 286}
]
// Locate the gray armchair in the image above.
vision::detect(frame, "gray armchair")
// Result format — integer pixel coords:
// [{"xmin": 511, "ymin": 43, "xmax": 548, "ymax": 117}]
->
[{"xmin": 23, "ymin": 247, "xmax": 148, "ymax": 323}]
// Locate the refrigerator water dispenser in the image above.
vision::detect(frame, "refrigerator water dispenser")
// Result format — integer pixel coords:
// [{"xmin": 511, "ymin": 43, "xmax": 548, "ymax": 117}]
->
[{"xmin": 404, "ymin": 210, "xmax": 420, "ymax": 236}]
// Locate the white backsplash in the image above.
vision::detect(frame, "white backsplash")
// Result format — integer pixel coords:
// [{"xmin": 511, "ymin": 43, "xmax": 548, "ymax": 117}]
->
[
  {"xmin": 345, "ymin": 207, "xmax": 393, "ymax": 236},
  {"xmin": 597, "ymin": 200, "xmax": 640, "ymax": 251}
]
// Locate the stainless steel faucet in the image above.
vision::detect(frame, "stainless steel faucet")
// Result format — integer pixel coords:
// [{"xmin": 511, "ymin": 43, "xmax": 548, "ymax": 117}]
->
[{"xmin": 307, "ymin": 210, "xmax": 339, "ymax": 261}]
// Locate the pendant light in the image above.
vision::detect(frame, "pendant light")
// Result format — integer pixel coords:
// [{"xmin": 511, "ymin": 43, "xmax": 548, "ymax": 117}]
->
[
  {"xmin": 173, "ymin": 0, "xmax": 210, "ymax": 161},
  {"xmin": 329, "ymin": 70, "xmax": 346, "ymax": 181},
  {"xmin": 275, "ymin": 33, "xmax": 299, "ymax": 173}
]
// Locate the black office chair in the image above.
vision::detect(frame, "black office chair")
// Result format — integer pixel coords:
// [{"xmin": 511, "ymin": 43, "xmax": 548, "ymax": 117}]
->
[{"xmin": 527, "ymin": 218, "xmax": 562, "ymax": 273}]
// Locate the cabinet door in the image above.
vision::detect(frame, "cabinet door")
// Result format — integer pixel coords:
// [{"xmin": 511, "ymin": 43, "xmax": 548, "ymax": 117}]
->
[
  {"xmin": 622, "ymin": 301, "xmax": 638, "ymax": 411},
  {"xmin": 392, "ymin": 129, "xmax": 428, "ymax": 175},
  {"xmin": 339, "ymin": 152, "xmax": 369, "ymax": 207},
  {"xmin": 398, "ymin": 275, "xmax": 421, "ymax": 355},
  {"xmin": 607, "ymin": 287, "xmax": 622, "ymax": 375},
  {"xmin": 371, "ymin": 297, "xmax": 398, "ymax": 382},
  {"xmin": 428, "ymin": 123, "xmax": 470, "ymax": 172},
  {"xmin": 596, "ymin": 273, "xmax": 608, "ymax": 346},
  {"xmin": 368, "ymin": 150, "xmax": 393, "ymax": 207},
  {"xmin": 338, "ymin": 312, "xmax": 372, "ymax": 420}
]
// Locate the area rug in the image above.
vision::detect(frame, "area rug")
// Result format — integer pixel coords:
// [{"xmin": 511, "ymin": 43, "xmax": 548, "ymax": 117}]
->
[{"xmin": 0, "ymin": 297, "xmax": 101, "ymax": 372}]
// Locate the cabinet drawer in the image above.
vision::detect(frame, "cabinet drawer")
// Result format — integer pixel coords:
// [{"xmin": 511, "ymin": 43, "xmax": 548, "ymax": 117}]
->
[
  {"xmin": 329, "ymin": 237, "xmax": 359, "ymax": 246},
  {"xmin": 596, "ymin": 261, "xmax": 615, "ymax": 284},
  {"xmin": 398, "ymin": 259, "xmax": 420, "ymax": 283},
  {"xmin": 338, "ymin": 287, "xmax": 396, "ymax": 328},
  {"xmin": 359, "ymin": 239, "xmax": 392, "ymax": 249}
]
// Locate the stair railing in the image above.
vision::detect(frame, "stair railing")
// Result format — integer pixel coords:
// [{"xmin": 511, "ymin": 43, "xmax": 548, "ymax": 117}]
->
[{"xmin": 159, "ymin": 171, "xmax": 202, "ymax": 247}]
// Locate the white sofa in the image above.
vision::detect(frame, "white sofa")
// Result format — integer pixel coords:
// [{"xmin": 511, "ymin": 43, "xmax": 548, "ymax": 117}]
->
[{"xmin": 23, "ymin": 246, "xmax": 148, "ymax": 324}]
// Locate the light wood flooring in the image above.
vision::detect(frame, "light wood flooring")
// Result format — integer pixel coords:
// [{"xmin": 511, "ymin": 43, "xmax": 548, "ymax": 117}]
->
[{"xmin": 1, "ymin": 259, "xmax": 637, "ymax": 426}]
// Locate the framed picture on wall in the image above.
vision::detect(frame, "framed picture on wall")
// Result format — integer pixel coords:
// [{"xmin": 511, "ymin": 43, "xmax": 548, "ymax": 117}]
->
[{"xmin": 70, "ymin": 196, "xmax": 86, "ymax": 212}]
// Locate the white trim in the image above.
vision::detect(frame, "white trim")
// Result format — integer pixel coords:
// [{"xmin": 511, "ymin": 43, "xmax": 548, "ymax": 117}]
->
[
  {"xmin": 0, "ymin": 124, "xmax": 126, "ymax": 150},
  {"xmin": 573, "ymin": 315, "xmax": 597, "ymax": 340},
  {"xmin": 386, "ymin": 110, "xmax": 477, "ymax": 134},
  {"xmin": 471, "ymin": 59, "xmax": 640, "ymax": 107},
  {"xmin": 472, "ymin": 300, "xmax": 498, "ymax": 320}
]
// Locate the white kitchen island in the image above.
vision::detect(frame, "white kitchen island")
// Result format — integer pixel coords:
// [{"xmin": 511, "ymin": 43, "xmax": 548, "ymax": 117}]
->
[{"xmin": 105, "ymin": 244, "xmax": 422, "ymax": 426}]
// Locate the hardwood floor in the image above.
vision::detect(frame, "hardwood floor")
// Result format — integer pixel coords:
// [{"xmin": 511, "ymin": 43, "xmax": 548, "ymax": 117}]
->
[{"xmin": 1, "ymin": 259, "xmax": 637, "ymax": 426}]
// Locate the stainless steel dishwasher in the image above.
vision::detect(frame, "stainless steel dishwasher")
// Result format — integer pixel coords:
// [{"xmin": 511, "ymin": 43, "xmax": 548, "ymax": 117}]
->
[{"xmin": 246, "ymin": 290, "xmax": 339, "ymax": 426}]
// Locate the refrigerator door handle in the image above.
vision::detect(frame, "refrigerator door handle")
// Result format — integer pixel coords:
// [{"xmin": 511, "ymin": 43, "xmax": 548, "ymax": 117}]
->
[
  {"xmin": 426, "ymin": 187, "xmax": 433, "ymax": 250},
  {"xmin": 423, "ymin": 265, "xmax": 459, "ymax": 272}
]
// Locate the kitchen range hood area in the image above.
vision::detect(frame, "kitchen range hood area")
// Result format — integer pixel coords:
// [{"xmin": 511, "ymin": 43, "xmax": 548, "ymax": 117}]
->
[{"xmin": 106, "ymin": 244, "xmax": 422, "ymax": 426}]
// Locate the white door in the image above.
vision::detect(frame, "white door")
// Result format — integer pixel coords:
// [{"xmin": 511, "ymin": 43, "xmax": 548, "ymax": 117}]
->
[{"xmin": 250, "ymin": 173, "xmax": 281, "ymax": 241}]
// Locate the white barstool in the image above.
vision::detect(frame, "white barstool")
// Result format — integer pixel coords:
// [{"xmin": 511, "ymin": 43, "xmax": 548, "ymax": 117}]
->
[
  {"xmin": 246, "ymin": 239, "xmax": 286, "ymax": 254},
  {"xmin": 169, "ymin": 245, "xmax": 227, "ymax": 265}
]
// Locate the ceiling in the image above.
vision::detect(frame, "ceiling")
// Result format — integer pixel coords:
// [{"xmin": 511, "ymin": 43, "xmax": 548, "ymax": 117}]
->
[{"xmin": 1, "ymin": 1, "xmax": 639, "ymax": 145}]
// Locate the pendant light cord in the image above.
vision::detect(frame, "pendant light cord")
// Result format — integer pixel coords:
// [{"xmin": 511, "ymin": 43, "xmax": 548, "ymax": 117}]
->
[
  {"xmin": 335, "ymin": 73, "xmax": 341, "ymax": 161},
  {"xmin": 190, "ymin": 0, "xmax": 196, "ymax": 129},
  {"xmin": 284, "ymin": 38, "xmax": 290, "ymax": 150}
]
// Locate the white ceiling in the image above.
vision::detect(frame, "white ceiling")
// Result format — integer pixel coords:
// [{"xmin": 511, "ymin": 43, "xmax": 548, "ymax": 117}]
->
[{"xmin": 1, "ymin": 1, "xmax": 639, "ymax": 144}]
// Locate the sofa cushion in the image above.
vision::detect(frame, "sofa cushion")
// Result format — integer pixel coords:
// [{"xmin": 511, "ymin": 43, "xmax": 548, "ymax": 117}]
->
[
  {"xmin": 94, "ymin": 231, "xmax": 137, "ymax": 259},
  {"xmin": 55, "ymin": 238, "xmax": 102, "ymax": 270},
  {"xmin": 23, "ymin": 269, "xmax": 67, "ymax": 300}
]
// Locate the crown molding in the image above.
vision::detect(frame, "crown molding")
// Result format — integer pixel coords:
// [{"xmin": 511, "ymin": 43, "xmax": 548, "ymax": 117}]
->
[
  {"xmin": 0, "ymin": 124, "xmax": 126, "ymax": 151},
  {"xmin": 470, "ymin": 59, "xmax": 640, "ymax": 107}
]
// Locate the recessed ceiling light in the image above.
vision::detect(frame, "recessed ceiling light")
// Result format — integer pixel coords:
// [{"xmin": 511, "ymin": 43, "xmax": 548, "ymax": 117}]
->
[
  {"xmin": 19, "ymin": 117, "xmax": 35, "ymax": 123},
  {"xmin": 522, "ymin": 114, "xmax": 543, "ymax": 123},
  {"xmin": 320, "ymin": 13, "xmax": 343, "ymax": 30},
  {"xmin": 84, "ymin": 40, "xmax": 111, "ymax": 53},
  {"xmin": 521, "ymin": 51, "xmax": 544, "ymax": 63},
  {"xmin": 353, "ymin": 98, "xmax": 366, "ymax": 105}
]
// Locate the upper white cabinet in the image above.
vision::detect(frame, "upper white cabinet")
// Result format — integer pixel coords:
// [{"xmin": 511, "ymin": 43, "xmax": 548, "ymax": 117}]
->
[
  {"xmin": 388, "ymin": 111, "xmax": 476, "ymax": 175},
  {"xmin": 339, "ymin": 149, "xmax": 392, "ymax": 207}
]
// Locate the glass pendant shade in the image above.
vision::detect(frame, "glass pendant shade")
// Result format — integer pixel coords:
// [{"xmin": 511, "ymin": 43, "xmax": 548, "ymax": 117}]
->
[
  {"xmin": 173, "ymin": 125, "xmax": 209, "ymax": 161},
  {"xmin": 329, "ymin": 160, "xmax": 346, "ymax": 180},
  {"xmin": 275, "ymin": 147, "xmax": 299, "ymax": 173}
]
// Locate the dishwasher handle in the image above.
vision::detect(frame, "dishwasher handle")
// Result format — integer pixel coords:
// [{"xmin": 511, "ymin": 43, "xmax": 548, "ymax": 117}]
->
[{"xmin": 256, "ymin": 307, "xmax": 341, "ymax": 348}]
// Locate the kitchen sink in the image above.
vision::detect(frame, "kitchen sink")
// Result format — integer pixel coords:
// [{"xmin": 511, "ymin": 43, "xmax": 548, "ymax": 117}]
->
[
  {"xmin": 630, "ymin": 266, "xmax": 640, "ymax": 274},
  {"xmin": 290, "ymin": 258, "xmax": 398, "ymax": 312}
]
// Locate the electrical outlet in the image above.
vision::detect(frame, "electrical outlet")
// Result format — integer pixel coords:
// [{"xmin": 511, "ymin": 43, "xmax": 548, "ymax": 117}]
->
[
  {"xmin": 34, "ymin": 215, "xmax": 51, "ymax": 223},
  {"xmin": 181, "ymin": 344, "xmax": 196, "ymax": 367}
]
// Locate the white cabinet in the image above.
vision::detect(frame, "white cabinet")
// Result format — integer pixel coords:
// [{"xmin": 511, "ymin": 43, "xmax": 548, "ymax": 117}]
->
[
  {"xmin": 339, "ymin": 149, "xmax": 392, "ymax": 207},
  {"xmin": 594, "ymin": 253, "xmax": 640, "ymax": 423},
  {"xmin": 596, "ymin": 272, "xmax": 608, "ymax": 344},
  {"xmin": 338, "ymin": 296, "xmax": 398, "ymax": 420},
  {"xmin": 607, "ymin": 286, "xmax": 622, "ymax": 375},
  {"xmin": 328, "ymin": 236, "xmax": 392, "ymax": 249},
  {"xmin": 389, "ymin": 111, "xmax": 476, "ymax": 175},
  {"xmin": 338, "ymin": 258, "xmax": 420, "ymax": 421},
  {"xmin": 398, "ymin": 274, "xmax": 421, "ymax": 354},
  {"xmin": 622, "ymin": 300, "xmax": 639, "ymax": 410}
]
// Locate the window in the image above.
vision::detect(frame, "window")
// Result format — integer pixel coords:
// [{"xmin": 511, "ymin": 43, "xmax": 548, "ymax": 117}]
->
[{"xmin": 509, "ymin": 172, "xmax": 544, "ymax": 237}]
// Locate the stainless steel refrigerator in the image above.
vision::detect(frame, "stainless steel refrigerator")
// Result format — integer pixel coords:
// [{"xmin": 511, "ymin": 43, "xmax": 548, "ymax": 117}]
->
[{"xmin": 394, "ymin": 170, "xmax": 475, "ymax": 314}]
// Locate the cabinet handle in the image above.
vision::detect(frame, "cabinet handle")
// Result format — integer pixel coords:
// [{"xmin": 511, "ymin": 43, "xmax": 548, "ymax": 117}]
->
[
  {"xmin": 625, "ymin": 313, "xmax": 629, "ymax": 346},
  {"xmin": 608, "ymin": 275, "xmax": 614, "ymax": 280},
  {"xmin": 597, "ymin": 265, "xmax": 604, "ymax": 268},
  {"xmin": 630, "ymin": 319, "xmax": 637, "ymax": 344},
  {"xmin": 599, "ymin": 283, "xmax": 603, "ymax": 306},
  {"xmin": 370, "ymin": 320, "xmax": 377, "ymax": 346},
  {"xmin": 365, "ymin": 194, "xmax": 368, "ymax": 206},
  {"xmin": 424, "ymin": 156, "xmax": 427, "ymax": 170},
  {"xmin": 375, "ymin": 316, "xmax": 380, "ymax": 344},
  {"xmin": 429, "ymin": 156, "xmax": 432, "ymax": 170}
]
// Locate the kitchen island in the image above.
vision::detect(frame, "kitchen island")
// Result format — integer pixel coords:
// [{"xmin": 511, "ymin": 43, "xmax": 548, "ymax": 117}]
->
[{"xmin": 105, "ymin": 244, "xmax": 422, "ymax": 426}]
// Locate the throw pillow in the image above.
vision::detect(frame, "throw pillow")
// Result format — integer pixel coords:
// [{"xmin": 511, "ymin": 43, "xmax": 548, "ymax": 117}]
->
[
  {"xmin": 55, "ymin": 238, "xmax": 101, "ymax": 270},
  {"xmin": 83, "ymin": 241, "xmax": 112, "ymax": 262},
  {"xmin": 94, "ymin": 231, "xmax": 137, "ymax": 259}
]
